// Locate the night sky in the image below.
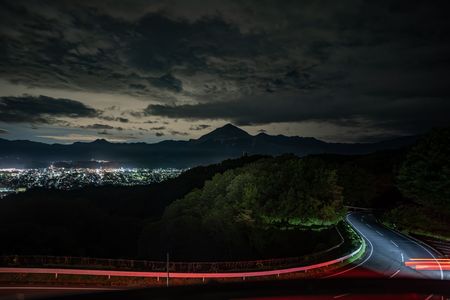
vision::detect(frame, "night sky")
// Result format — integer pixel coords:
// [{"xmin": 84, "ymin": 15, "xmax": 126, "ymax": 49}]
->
[{"xmin": 1, "ymin": 0, "xmax": 449, "ymax": 143}]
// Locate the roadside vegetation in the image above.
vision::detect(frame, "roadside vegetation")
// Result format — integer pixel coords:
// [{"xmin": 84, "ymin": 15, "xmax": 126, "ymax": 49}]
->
[
  {"xmin": 140, "ymin": 155, "xmax": 345, "ymax": 260},
  {"xmin": 382, "ymin": 127, "xmax": 450, "ymax": 240}
]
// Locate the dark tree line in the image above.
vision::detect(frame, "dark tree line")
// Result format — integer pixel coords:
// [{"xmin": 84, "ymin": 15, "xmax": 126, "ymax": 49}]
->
[{"xmin": 384, "ymin": 127, "xmax": 450, "ymax": 239}]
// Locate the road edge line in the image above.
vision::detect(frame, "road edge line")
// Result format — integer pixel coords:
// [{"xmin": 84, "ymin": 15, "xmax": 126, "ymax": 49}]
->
[
  {"xmin": 381, "ymin": 224, "xmax": 444, "ymax": 280},
  {"xmin": 324, "ymin": 213, "xmax": 372, "ymax": 278}
]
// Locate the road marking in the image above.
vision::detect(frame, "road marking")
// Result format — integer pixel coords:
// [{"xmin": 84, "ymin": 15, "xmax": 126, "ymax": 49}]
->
[
  {"xmin": 401, "ymin": 252, "xmax": 404, "ymax": 262},
  {"xmin": 391, "ymin": 240, "xmax": 399, "ymax": 248},
  {"xmin": 384, "ymin": 226, "xmax": 444, "ymax": 280},
  {"xmin": 333, "ymin": 293, "xmax": 350, "ymax": 299},
  {"xmin": 424, "ymin": 294, "xmax": 433, "ymax": 300},
  {"xmin": 367, "ymin": 224, "xmax": 372, "ymax": 229},
  {"xmin": 375, "ymin": 230, "xmax": 384, "ymax": 236},
  {"xmin": 389, "ymin": 269, "xmax": 400, "ymax": 278},
  {"xmin": 325, "ymin": 213, "xmax": 374, "ymax": 278}
]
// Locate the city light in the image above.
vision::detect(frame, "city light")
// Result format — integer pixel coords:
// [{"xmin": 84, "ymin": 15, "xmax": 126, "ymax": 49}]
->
[{"xmin": 0, "ymin": 167, "xmax": 185, "ymax": 198}]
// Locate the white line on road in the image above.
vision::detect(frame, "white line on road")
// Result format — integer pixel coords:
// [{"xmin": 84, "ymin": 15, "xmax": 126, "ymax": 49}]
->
[
  {"xmin": 384, "ymin": 227, "xmax": 444, "ymax": 280},
  {"xmin": 389, "ymin": 269, "xmax": 400, "ymax": 278},
  {"xmin": 375, "ymin": 230, "xmax": 384, "ymax": 236},
  {"xmin": 333, "ymin": 293, "xmax": 350, "ymax": 299},
  {"xmin": 401, "ymin": 252, "xmax": 404, "ymax": 262},
  {"xmin": 367, "ymin": 224, "xmax": 372, "ymax": 229},
  {"xmin": 325, "ymin": 214, "xmax": 374, "ymax": 278},
  {"xmin": 391, "ymin": 240, "xmax": 399, "ymax": 248},
  {"xmin": 424, "ymin": 294, "xmax": 433, "ymax": 300}
]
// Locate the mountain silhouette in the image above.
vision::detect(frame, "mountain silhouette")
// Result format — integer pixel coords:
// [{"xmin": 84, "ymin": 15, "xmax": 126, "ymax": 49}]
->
[
  {"xmin": 0, "ymin": 124, "xmax": 419, "ymax": 168},
  {"xmin": 196, "ymin": 123, "xmax": 251, "ymax": 142}
]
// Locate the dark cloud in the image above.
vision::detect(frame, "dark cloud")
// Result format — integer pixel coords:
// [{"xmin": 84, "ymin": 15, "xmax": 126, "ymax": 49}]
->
[
  {"xmin": 0, "ymin": 128, "xmax": 8, "ymax": 134},
  {"xmin": 81, "ymin": 123, "xmax": 123, "ymax": 131},
  {"xmin": 128, "ymin": 13, "xmax": 270, "ymax": 73},
  {"xmin": 146, "ymin": 93, "xmax": 450, "ymax": 132},
  {"xmin": 129, "ymin": 83, "xmax": 147, "ymax": 90},
  {"xmin": 0, "ymin": 2, "xmax": 277, "ymax": 102},
  {"xmin": 155, "ymin": 132, "xmax": 164, "ymax": 137},
  {"xmin": 150, "ymin": 126, "xmax": 166, "ymax": 131},
  {"xmin": 117, "ymin": 117, "xmax": 129, "ymax": 123},
  {"xmin": 0, "ymin": 95, "xmax": 99, "ymax": 124},
  {"xmin": 170, "ymin": 130, "xmax": 188, "ymax": 136},
  {"xmin": 99, "ymin": 115, "xmax": 129, "ymax": 123},
  {"xmin": 1, "ymin": 1, "xmax": 450, "ymax": 141},
  {"xmin": 83, "ymin": 123, "xmax": 114, "ymax": 130},
  {"xmin": 189, "ymin": 124, "xmax": 211, "ymax": 131},
  {"xmin": 127, "ymin": 111, "xmax": 144, "ymax": 118},
  {"xmin": 150, "ymin": 74, "xmax": 183, "ymax": 92}
]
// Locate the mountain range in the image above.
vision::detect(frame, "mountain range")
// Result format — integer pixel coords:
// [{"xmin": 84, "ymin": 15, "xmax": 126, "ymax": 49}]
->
[{"xmin": 0, "ymin": 124, "xmax": 419, "ymax": 168}]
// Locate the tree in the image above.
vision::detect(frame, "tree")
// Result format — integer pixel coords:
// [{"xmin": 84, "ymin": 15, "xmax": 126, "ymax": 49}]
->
[
  {"xmin": 153, "ymin": 155, "xmax": 345, "ymax": 259},
  {"xmin": 397, "ymin": 127, "xmax": 450, "ymax": 211}
]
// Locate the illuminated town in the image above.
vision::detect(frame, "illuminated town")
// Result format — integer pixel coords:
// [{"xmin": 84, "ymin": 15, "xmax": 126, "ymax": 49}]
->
[{"xmin": 0, "ymin": 167, "xmax": 184, "ymax": 197}]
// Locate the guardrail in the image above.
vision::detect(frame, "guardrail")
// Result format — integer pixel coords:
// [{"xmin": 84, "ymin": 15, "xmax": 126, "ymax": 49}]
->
[
  {"xmin": 0, "ymin": 227, "xmax": 348, "ymax": 273},
  {"xmin": 0, "ymin": 224, "xmax": 366, "ymax": 280},
  {"xmin": 0, "ymin": 244, "xmax": 363, "ymax": 279},
  {"xmin": 0, "ymin": 247, "xmax": 340, "ymax": 273}
]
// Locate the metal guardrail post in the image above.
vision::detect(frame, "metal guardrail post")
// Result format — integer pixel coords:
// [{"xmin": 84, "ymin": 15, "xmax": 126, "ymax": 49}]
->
[{"xmin": 166, "ymin": 252, "xmax": 169, "ymax": 287}]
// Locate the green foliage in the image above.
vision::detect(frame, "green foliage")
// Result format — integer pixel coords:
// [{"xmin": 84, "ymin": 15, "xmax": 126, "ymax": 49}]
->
[
  {"xmin": 315, "ymin": 150, "xmax": 408, "ymax": 209},
  {"xmin": 383, "ymin": 204, "xmax": 450, "ymax": 240},
  {"xmin": 397, "ymin": 127, "xmax": 450, "ymax": 211},
  {"xmin": 144, "ymin": 156, "xmax": 346, "ymax": 260},
  {"xmin": 166, "ymin": 155, "xmax": 344, "ymax": 228}
]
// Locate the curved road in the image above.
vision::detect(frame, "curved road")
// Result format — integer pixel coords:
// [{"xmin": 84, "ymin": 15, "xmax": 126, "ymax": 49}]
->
[
  {"xmin": 1, "ymin": 212, "xmax": 448, "ymax": 299},
  {"xmin": 328, "ymin": 212, "xmax": 447, "ymax": 280}
]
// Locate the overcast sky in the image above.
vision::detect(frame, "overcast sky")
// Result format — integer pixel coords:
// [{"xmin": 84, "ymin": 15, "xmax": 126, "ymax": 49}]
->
[{"xmin": 1, "ymin": 0, "xmax": 449, "ymax": 143}]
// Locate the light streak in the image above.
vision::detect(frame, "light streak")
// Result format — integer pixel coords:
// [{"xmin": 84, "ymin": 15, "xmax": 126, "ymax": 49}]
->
[
  {"xmin": 405, "ymin": 259, "xmax": 450, "ymax": 271},
  {"xmin": 0, "ymin": 245, "xmax": 362, "ymax": 279}
]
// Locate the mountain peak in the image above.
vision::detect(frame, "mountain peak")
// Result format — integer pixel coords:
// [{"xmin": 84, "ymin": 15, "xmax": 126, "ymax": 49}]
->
[
  {"xmin": 91, "ymin": 138, "xmax": 110, "ymax": 144},
  {"xmin": 197, "ymin": 123, "xmax": 250, "ymax": 142}
]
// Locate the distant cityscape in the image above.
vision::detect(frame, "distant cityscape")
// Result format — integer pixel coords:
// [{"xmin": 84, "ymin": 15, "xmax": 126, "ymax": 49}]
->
[{"xmin": 0, "ymin": 167, "xmax": 185, "ymax": 198}]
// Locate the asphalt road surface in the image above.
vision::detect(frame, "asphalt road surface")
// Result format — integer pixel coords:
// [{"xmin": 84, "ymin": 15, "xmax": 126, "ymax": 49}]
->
[
  {"xmin": 320, "ymin": 212, "xmax": 449, "ymax": 299},
  {"xmin": 327, "ymin": 212, "xmax": 448, "ymax": 281}
]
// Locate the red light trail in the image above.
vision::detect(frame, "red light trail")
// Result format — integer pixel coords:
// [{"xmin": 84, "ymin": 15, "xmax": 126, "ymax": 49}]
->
[{"xmin": 405, "ymin": 259, "xmax": 450, "ymax": 271}]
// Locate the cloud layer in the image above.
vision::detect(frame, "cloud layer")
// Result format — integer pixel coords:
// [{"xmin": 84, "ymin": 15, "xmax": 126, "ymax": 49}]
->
[
  {"xmin": 0, "ymin": 95, "xmax": 98, "ymax": 123},
  {"xmin": 0, "ymin": 0, "xmax": 450, "ymax": 142}
]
